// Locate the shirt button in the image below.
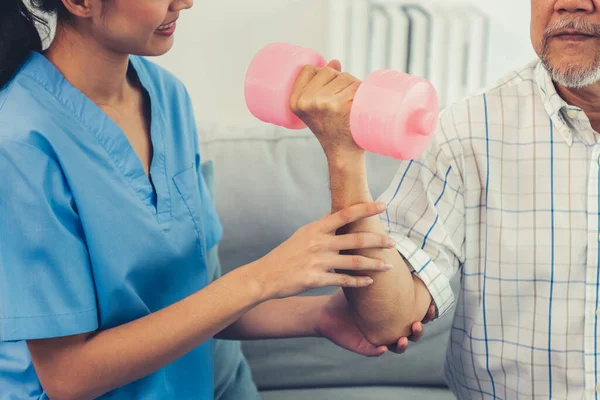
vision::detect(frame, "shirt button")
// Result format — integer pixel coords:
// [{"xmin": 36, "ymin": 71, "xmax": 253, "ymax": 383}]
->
[{"xmin": 567, "ymin": 109, "xmax": 579, "ymax": 119}]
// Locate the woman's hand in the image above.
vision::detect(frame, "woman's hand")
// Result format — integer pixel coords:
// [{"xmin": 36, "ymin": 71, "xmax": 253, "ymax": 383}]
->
[
  {"xmin": 250, "ymin": 202, "xmax": 396, "ymax": 300},
  {"xmin": 388, "ymin": 303, "xmax": 437, "ymax": 354}
]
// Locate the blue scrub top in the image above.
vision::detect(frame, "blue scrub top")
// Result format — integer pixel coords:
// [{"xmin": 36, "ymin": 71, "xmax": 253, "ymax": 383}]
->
[{"xmin": 0, "ymin": 52, "xmax": 223, "ymax": 399}]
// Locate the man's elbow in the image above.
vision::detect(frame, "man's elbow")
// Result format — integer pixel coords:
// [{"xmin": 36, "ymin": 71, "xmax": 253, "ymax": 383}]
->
[{"xmin": 360, "ymin": 293, "xmax": 433, "ymax": 346}]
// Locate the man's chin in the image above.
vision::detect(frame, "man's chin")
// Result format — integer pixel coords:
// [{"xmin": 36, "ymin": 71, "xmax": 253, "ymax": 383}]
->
[
  {"xmin": 542, "ymin": 58, "xmax": 600, "ymax": 88},
  {"xmin": 559, "ymin": 72, "xmax": 600, "ymax": 89}
]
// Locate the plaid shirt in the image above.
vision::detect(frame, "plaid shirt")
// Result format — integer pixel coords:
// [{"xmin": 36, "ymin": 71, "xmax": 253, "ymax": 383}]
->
[{"xmin": 379, "ymin": 59, "xmax": 600, "ymax": 400}]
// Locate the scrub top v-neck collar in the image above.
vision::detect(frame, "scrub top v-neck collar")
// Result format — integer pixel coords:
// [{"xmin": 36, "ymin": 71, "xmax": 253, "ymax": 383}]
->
[{"xmin": 24, "ymin": 52, "xmax": 172, "ymax": 223}]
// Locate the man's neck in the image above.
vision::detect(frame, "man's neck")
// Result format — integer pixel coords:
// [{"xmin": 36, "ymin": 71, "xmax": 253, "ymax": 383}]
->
[
  {"xmin": 555, "ymin": 81, "xmax": 600, "ymax": 132},
  {"xmin": 44, "ymin": 25, "xmax": 135, "ymax": 107}
]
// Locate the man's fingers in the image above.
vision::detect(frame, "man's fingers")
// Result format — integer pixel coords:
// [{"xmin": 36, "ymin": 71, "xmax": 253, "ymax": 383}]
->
[
  {"xmin": 333, "ymin": 79, "xmax": 361, "ymax": 101},
  {"xmin": 323, "ymin": 71, "xmax": 360, "ymax": 96},
  {"xmin": 297, "ymin": 66, "xmax": 341, "ymax": 104},
  {"xmin": 289, "ymin": 65, "xmax": 319, "ymax": 113}
]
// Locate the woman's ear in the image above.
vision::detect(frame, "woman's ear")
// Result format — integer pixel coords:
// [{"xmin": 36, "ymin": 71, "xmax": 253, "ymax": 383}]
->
[{"xmin": 60, "ymin": 0, "xmax": 96, "ymax": 19}]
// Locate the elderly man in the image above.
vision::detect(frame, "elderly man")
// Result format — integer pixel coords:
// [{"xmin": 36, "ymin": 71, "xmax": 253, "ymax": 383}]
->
[{"xmin": 290, "ymin": 0, "xmax": 600, "ymax": 398}]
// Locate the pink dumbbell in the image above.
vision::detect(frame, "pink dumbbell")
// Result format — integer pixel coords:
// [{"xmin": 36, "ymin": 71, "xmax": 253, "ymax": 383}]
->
[{"xmin": 244, "ymin": 42, "xmax": 440, "ymax": 160}]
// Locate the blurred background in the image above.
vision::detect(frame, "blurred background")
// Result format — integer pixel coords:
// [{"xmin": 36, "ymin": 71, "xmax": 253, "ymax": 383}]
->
[{"xmin": 154, "ymin": 0, "xmax": 536, "ymax": 126}]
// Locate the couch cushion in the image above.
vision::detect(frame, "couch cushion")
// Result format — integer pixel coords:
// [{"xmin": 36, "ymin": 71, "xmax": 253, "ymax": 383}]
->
[
  {"xmin": 198, "ymin": 122, "xmax": 402, "ymax": 276},
  {"xmin": 198, "ymin": 121, "xmax": 458, "ymax": 390},
  {"xmin": 260, "ymin": 386, "xmax": 455, "ymax": 400}
]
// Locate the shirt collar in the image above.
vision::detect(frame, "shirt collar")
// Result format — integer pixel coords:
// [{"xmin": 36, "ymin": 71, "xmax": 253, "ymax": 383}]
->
[{"xmin": 534, "ymin": 61, "xmax": 592, "ymax": 147}]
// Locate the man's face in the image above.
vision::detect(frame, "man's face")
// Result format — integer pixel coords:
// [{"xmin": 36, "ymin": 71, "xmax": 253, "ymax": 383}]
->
[{"xmin": 531, "ymin": 0, "xmax": 600, "ymax": 88}]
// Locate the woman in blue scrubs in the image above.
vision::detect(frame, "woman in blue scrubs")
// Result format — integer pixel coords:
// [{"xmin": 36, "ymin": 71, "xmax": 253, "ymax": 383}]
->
[{"xmin": 0, "ymin": 1, "xmax": 432, "ymax": 399}]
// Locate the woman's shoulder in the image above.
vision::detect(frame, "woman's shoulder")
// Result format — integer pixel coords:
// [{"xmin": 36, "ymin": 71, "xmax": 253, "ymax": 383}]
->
[
  {"xmin": 0, "ymin": 79, "xmax": 73, "ymax": 190},
  {"xmin": 0, "ymin": 72, "xmax": 61, "ymax": 148}
]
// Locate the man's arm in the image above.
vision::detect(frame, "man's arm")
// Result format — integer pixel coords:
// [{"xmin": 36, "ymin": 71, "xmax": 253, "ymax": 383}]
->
[
  {"xmin": 286, "ymin": 61, "xmax": 465, "ymax": 347},
  {"xmin": 327, "ymin": 152, "xmax": 433, "ymax": 345},
  {"xmin": 217, "ymin": 289, "xmax": 430, "ymax": 357}
]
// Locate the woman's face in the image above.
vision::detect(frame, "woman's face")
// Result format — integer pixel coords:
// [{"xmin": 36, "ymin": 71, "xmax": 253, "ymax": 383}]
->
[{"xmin": 81, "ymin": 0, "xmax": 193, "ymax": 57}]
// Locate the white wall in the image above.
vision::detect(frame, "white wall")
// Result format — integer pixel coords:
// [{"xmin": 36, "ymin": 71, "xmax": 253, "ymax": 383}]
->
[
  {"xmin": 459, "ymin": 0, "xmax": 537, "ymax": 83},
  {"xmin": 154, "ymin": 0, "xmax": 537, "ymax": 126}
]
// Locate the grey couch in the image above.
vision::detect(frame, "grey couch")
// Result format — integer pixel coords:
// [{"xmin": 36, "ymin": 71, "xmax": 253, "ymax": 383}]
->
[{"xmin": 199, "ymin": 122, "xmax": 459, "ymax": 400}]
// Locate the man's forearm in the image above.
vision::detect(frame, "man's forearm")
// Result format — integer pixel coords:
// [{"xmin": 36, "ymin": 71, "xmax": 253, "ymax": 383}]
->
[
  {"xmin": 217, "ymin": 296, "xmax": 324, "ymax": 340},
  {"xmin": 327, "ymin": 152, "xmax": 431, "ymax": 345}
]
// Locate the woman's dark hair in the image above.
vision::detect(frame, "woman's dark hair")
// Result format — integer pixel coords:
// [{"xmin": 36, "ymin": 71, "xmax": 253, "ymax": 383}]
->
[{"xmin": 0, "ymin": 0, "xmax": 69, "ymax": 89}]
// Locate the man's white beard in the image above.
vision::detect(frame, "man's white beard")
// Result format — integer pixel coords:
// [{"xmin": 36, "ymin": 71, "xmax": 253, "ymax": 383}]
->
[
  {"xmin": 542, "ymin": 58, "xmax": 600, "ymax": 89},
  {"xmin": 540, "ymin": 17, "xmax": 600, "ymax": 89}
]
